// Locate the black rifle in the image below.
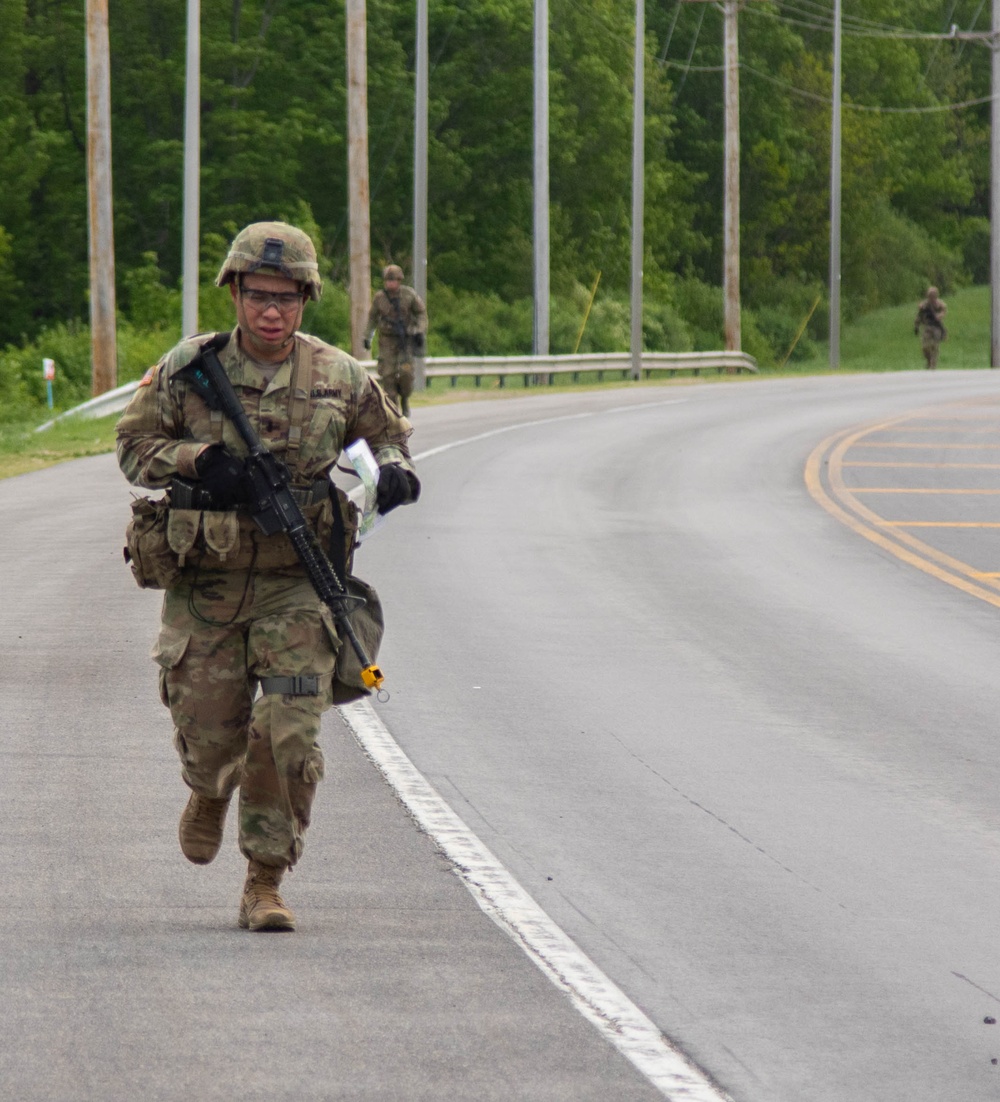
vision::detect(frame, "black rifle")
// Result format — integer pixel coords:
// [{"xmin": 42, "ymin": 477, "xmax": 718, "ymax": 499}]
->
[
  {"xmin": 387, "ymin": 296, "xmax": 424, "ymax": 358},
  {"xmin": 388, "ymin": 297, "xmax": 410, "ymax": 356},
  {"xmin": 176, "ymin": 334, "xmax": 384, "ymax": 692}
]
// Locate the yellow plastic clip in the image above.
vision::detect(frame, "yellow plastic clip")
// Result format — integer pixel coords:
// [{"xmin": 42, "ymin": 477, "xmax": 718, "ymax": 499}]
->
[{"xmin": 361, "ymin": 664, "xmax": 384, "ymax": 691}]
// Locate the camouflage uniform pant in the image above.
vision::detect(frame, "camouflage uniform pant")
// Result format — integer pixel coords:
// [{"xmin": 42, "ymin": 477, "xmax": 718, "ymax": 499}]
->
[
  {"xmin": 153, "ymin": 568, "xmax": 340, "ymax": 869},
  {"xmin": 920, "ymin": 325, "xmax": 944, "ymax": 369},
  {"xmin": 376, "ymin": 350, "xmax": 415, "ymax": 415}
]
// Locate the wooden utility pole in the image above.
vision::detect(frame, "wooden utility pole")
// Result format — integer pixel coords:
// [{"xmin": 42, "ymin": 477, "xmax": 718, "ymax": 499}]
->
[
  {"xmin": 629, "ymin": 0, "xmax": 644, "ymax": 381},
  {"xmin": 413, "ymin": 0, "xmax": 428, "ymax": 388},
  {"xmin": 346, "ymin": 0, "xmax": 372, "ymax": 358},
  {"xmin": 682, "ymin": 1, "xmax": 765, "ymax": 356},
  {"xmin": 85, "ymin": 0, "xmax": 117, "ymax": 395},
  {"xmin": 182, "ymin": 0, "xmax": 200, "ymax": 338},
  {"xmin": 829, "ymin": 0, "xmax": 842, "ymax": 368}
]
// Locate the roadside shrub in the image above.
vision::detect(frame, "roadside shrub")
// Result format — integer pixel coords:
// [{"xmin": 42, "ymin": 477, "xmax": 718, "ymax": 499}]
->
[
  {"xmin": 0, "ymin": 319, "xmax": 185, "ymax": 426},
  {"xmin": 752, "ymin": 305, "xmax": 816, "ymax": 365},
  {"xmin": 642, "ymin": 299, "xmax": 692, "ymax": 353},
  {"xmin": 300, "ymin": 282, "xmax": 351, "ymax": 349},
  {"xmin": 844, "ymin": 200, "xmax": 963, "ymax": 318},
  {"xmin": 427, "ymin": 286, "xmax": 533, "ymax": 356},
  {"xmin": 674, "ymin": 277, "xmax": 724, "ymax": 351},
  {"xmin": 121, "ymin": 252, "xmax": 183, "ymax": 332},
  {"xmin": 0, "ymin": 321, "xmax": 94, "ymax": 416}
]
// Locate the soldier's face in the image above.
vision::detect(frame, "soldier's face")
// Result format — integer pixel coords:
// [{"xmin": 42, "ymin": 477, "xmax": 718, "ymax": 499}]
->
[
  {"xmin": 232, "ymin": 273, "xmax": 305, "ymax": 361},
  {"xmin": 384, "ymin": 278, "xmax": 401, "ymax": 293}
]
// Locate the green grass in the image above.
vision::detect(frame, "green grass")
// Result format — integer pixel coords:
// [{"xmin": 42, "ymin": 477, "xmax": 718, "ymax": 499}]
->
[
  {"xmin": 3, "ymin": 285, "xmax": 993, "ymax": 480},
  {"xmin": 0, "ymin": 413, "xmax": 122, "ymax": 479}
]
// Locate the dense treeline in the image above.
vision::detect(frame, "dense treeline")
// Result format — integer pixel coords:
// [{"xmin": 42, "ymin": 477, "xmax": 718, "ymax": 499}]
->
[{"xmin": 0, "ymin": 0, "xmax": 992, "ymax": 385}]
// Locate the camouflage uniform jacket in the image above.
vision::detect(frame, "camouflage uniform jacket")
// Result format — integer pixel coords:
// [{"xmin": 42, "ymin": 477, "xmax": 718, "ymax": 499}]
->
[
  {"xmin": 116, "ymin": 327, "xmax": 414, "ymax": 567},
  {"xmin": 366, "ymin": 286, "xmax": 427, "ymax": 357},
  {"xmin": 915, "ymin": 298, "xmax": 946, "ymax": 334}
]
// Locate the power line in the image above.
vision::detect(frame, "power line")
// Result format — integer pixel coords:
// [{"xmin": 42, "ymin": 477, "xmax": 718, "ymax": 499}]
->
[
  {"xmin": 660, "ymin": 59, "xmax": 726, "ymax": 73},
  {"xmin": 752, "ymin": 2, "xmax": 995, "ymax": 44},
  {"xmin": 658, "ymin": 2, "xmax": 995, "ymax": 114},
  {"xmin": 773, "ymin": 0, "xmax": 954, "ymax": 38},
  {"xmin": 658, "ymin": 1, "xmax": 683, "ymax": 63},
  {"xmin": 739, "ymin": 61, "xmax": 995, "ymax": 112},
  {"xmin": 676, "ymin": 0, "xmax": 709, "ymax": 97},
  {"xmin": 660, "ymin": 53, "xmax": 994, "ymax": 113}
]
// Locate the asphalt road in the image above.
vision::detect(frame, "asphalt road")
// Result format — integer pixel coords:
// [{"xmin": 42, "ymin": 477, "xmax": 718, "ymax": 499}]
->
[{"xmin": 5, "ymin": 370, "xmax": 1000, "ymax": 1101}]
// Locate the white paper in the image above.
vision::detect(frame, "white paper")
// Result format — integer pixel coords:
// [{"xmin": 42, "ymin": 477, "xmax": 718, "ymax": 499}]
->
[{"xmin": 342, "ymin": 439, "xmax": 386, "ymax": 542}]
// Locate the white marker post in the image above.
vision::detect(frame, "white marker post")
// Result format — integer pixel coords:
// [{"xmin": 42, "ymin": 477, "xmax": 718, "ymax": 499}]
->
[{"xmin": 43, "ymin": 358, "xmax": 56, "ymax": 409}]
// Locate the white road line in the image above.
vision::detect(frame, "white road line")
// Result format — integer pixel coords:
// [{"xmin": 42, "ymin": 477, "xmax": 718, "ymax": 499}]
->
[
  {"xmin": 338, "ymin": 699, "xmax": 733, "ymax": 1102},
  {"xmin": 412, "ymin": 398, "xmax": 689, "ymax": 461}
]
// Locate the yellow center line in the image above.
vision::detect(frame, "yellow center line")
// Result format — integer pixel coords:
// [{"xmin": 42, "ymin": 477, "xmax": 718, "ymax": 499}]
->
[
  {"xmin": 849, "ymin": 487, "xmax": 1000, "ymax": 494},
  {"xmin": 849, "ymin": 441, "xmax": 1000, "ymax": 448},
  {"xmin": 866, "ymin": 415, "xmax": 1000, "ymax": 423},
  {"xmin": 860, "ymin": 425, "xmax": 1000, "ymax": 433},
  {"xmin": 804, "ymin": 404, "xmax": 1000, "ymax": 610},
  {"xmin": 842, "ymin": 461, "xmax": 1000, "ymax": 468}
]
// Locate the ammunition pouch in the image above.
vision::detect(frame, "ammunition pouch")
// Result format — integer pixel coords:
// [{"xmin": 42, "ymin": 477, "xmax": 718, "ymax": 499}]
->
[
  {"xmin": 123, "ymin": 482, "xmax": 359, "ymax": 587},
  {"xmin": 123, "ymin": 495, "xmax": 183, "ymax": 590}
]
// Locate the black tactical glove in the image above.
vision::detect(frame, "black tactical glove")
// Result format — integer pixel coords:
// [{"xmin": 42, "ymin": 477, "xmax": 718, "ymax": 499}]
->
[
  {"xmin": 194, "ymin": 445, "xmax": 251, "ymax": 508},
  {"xmin": 412, "ymin": 332, "xmax": 425, "ymax": 353},
  {"xmin": 376, "ymin": 465, "xmax": 420, "ymax": 515},
  {"xmin": 363, "ymin": 337, "xmax": 371, "ymax": 350}
]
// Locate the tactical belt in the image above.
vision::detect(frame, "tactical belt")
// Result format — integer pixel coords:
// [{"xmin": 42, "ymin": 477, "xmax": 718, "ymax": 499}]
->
[
  {"xmin": 259, "ymin": 675, "xmax": 320, "ymax": 696},
  {"xmin": 170, "ymin": 477, "xmax": 330, "ymax": 511}
]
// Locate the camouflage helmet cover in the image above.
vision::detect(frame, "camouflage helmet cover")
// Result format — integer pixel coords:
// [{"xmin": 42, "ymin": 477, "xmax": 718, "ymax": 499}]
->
[
  {"xmin": 383, "ymin": 264, "xmax": 404, "ymax": 282},
  {"xmin": 216, "ymin": 221, "xmax": 323, "ymax": 300}
]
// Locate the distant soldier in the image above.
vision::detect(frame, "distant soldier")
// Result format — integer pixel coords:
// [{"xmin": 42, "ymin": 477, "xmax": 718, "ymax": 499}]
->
[
  {"xmin": 364, "ymin": 265, "xmax": 428, "ymax": 416},
  {"xmin": 914, "ymin": 286, "xmax": 947, "ymax": 370}
]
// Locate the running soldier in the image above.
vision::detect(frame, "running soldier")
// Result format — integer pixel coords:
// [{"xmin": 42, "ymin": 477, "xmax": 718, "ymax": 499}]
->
[
  {"xmin": 364, "ymin": 265, "xmax": 428, "ymax": 416},
  {"xmin": 116, "ymin": 222, "xmax": 419, "ymax": 931}
]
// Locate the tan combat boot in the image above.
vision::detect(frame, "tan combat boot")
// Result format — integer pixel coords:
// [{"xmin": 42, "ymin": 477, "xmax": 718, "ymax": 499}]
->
[
  {"xmin": 178, "ymin": 792, "xmax": 230, "ymax": 865},
  {"xmin": 238, "ymin": 860, "xmax": 296, "ymax": 932}
]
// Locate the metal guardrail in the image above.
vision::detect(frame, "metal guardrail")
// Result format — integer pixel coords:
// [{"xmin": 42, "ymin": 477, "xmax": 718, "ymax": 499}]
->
[
  {"xmin": 423, "ymin": 350, "xmax": 757, "ymax": 388},
  {"xmin": 34, "ymin": 378, "xmax": 149, "ymax": 430},
  {"xmin": 35, "ymin": 349, "xmax": 757, "ymax": 429}
]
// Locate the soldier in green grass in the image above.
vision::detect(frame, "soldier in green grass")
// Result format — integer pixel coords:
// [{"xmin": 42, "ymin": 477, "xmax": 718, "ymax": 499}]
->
[{"xmin": 914, "ymin": 286, "xmax": 947, "ymax": 370}]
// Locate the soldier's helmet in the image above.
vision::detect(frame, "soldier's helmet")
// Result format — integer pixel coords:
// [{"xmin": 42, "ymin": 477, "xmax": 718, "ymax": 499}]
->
[
  {"xmin": 383, "ymin": 264, "xmax": 404, "ymax": 282},
  {"xmin": 216, "ymin": 221, "xmax": 323, "ymax": 300}
]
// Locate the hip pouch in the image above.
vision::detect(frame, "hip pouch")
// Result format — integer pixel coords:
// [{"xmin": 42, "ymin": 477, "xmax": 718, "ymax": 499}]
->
[{"xmin": 123, "ymin": 496, "xmax": 183, "ymax": 590}]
